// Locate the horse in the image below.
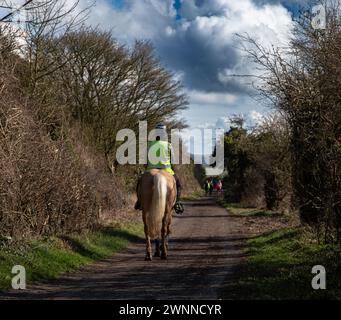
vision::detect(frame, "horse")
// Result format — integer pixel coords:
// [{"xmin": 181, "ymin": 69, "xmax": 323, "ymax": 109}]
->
[{"xmin": 138, "ymin": 169, "xmax": 177, "ymax": 261}]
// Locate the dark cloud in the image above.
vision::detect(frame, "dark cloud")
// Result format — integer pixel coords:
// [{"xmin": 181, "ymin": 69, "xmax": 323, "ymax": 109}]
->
[
  {"xmin": 251, "ymin": 0, "xmax": 310, "ymax": 9},
  {"xmin": 180, "ymin": 0, "xmax": 227, "ymax": 20},
  {"xmin": 152, "ymin": 0, "xmax": 294, "ymax": 94},
  {"xmin": 156, "ymin": 26, "xmax": 242, "ymax": 93},
  {"xmin": 87, "ymin": 0, "xmax": 293, "ymax": 96}
]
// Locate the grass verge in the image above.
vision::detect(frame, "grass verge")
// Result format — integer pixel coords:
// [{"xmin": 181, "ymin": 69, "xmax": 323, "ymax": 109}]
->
[
  {"xmin": 218, "ymin": 200, "xmax": 281, "ymax": 217},
  {"xmin": 225, "ymin": 227, "xmax": 341, "ymax": 299},
  {"xmin": 0, "ymin": 221, "xmax": 144, "ymax": 292},
  {"xmin": 181, "ymin": 190, "xmax": 205, "ymax": 201}
]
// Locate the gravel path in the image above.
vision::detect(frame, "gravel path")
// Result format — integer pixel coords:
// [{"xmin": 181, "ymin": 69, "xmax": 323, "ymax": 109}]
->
[{"xmin": 1, "ymin": 197, "xmax": 245, "ymax": 300}]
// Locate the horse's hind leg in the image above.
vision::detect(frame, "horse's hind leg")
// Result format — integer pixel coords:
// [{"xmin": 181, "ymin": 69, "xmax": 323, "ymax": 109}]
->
[
  {"xmin": 154, "ymin": 239, "xmax": 161, "ymax": 257},
  {"xmin": 161, "ymin": 227, "xmax": 167, "ymax": 260},
  {"xmin": 144, "ymin": 224, "xmax": 152, "ymax": 261},
  {"xmin": 161, "ymin": 215, "xmax": 169, "ymax": 260}
]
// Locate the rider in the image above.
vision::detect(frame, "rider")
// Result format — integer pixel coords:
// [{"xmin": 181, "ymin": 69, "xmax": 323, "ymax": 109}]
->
[{"xmin": 134, "ymin": 123, "xmax": 184, "ymax": 214}]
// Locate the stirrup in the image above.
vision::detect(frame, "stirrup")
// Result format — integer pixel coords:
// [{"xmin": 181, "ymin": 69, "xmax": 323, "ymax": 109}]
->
[{"xmin": 174, "ymin": 202, "xmax": 184, "ymax": 214}]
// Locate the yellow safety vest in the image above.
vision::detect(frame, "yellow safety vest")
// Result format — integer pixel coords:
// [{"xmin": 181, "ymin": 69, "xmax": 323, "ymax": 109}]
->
[{"xmin": 147, "ymin": 141, "xmax": 174, "ymax": 175}]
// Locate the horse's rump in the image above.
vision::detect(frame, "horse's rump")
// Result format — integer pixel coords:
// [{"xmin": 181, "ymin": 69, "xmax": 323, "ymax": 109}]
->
[
  {"xmin": 147, "ymin": 173, "xmax": 167, "ymax": 239},
  {"xmin": 139, "ymin": 170, "xmax": 176, "ymax": 240}
]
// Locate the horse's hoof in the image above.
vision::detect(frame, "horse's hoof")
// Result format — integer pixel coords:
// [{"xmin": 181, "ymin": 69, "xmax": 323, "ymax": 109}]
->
[
  {"xmin": 161, "ymin": 254, "xmax": 167, "ymax": 260},
  {"xmin": 145, "ymin": 255, "xmax": 152, "ymax": 261},
  {"xmin": 154, "ymin": 251, "xmax": 161, "ymax": 257}
]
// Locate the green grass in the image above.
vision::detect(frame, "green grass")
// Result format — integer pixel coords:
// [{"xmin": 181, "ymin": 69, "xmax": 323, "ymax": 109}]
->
[
  {"xmin": 218, "ymin": 201, "xmax": 280, "ymax": 217},
  {"xmin": 225, "ymin": 227, "xmax": 341, "ymax": 300},
  {"xmin": 0, "ymin": 222, "xmax": 144, "ymax": 292},
  {"xmin": 181, "ymin": 189, "xmax": 205, "ymax": 201}
]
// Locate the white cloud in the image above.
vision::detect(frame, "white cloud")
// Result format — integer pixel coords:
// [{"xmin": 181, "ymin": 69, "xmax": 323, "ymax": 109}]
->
[
  {"xmin": 184, "ymin": 0, "xmax": 293, "ymax": 86},
  {"xmin": 149, "ymin": 0, "xmax": 176, "ymax": 18},
  {"xmin": 193, "ymin": 109, "xmax": 268, "ymax": 132},
  {"xmin": 215, "ymin": 117, "xmax": 231, "ymax": 130},
  {"xmin": 165, "ymin": 26, "xmax": 176, "ymax": 37},
  {"xmin": 188, "ymin": 90, "xmax": 237, "ymax": 106},
  {"xmin": 248, "ymin": 110, "xmax": 265, "ymax": 126},
  {"xmin": 77, "ymin": 0, "xmax": 294, "ymax": 128},
  {"xmin": 82, "ymin": 0, "xmax": 175, "ymax": 42}
]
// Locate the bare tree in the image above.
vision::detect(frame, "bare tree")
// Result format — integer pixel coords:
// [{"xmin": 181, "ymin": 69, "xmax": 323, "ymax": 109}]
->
[
  {"xmin": 18, "ymin": 0, "xmax": 91, "ymax": 93},
  {"xmin": 238, "ymin": 1, "xmax": 341, "ymax": 242},
  {"xmin": 53, "ymin": 29, "xmax": 188, "ymax": 168}
]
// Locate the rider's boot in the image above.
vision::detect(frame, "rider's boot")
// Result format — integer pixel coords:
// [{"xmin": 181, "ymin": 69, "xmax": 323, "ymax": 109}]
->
[
  {"xmin": 174, "ymin": 186, "xmax": 184, "ymax": 214},
  {"xmin": 134, "ymin": 200, "xmax": 142, "ymax": 211}
]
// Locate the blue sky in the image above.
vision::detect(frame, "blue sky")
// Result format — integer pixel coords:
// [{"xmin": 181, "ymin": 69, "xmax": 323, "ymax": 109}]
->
[{"xmin": 83, "ymin": 0, "xmax": 311, "ymax": 130}]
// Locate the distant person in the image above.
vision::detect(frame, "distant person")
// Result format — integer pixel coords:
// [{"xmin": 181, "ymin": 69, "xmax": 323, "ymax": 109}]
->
[
  {"xmin": 216, "ymin": 179, "xmax": 223, "ymax": 197},
  {"xmin": 213, "ymin": 179, "xmax": 222, "ymax": 191},
  {"xmin": 204, "ymin": 180, "xmax": 210, "ymax": 195},
  {"xmin": 209, "ymin": 179, "xmax": 214, "ymax": 196}
]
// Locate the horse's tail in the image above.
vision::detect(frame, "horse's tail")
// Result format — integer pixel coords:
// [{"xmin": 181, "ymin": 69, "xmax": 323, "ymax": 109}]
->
[{"xmin": 146, "ymin": 173, "xmax": 167, "ymax": 240}]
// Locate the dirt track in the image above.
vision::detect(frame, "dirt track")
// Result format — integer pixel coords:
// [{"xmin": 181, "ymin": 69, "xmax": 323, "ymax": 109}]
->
[{"xmin": 1, "ymin": 197, "xmax": 246, "ymax": 300}]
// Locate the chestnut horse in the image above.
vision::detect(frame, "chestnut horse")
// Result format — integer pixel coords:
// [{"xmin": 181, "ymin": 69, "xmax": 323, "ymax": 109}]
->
[{"xmin": 138, "ymin": 169, "xmax": 177, "ymax": 261}]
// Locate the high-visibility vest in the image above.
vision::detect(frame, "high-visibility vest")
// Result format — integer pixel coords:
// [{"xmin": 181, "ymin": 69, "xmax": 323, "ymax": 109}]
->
[{"xmin": 147, "ymin": 140, "xmax": 174, "ymax": 175}]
